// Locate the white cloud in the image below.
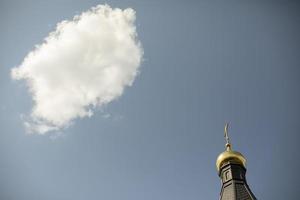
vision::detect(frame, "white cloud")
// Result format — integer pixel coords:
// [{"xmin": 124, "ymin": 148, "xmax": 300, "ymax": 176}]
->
[{"xmin": 11, "ymin": 4, "xmax": 143, "ymax": 134}]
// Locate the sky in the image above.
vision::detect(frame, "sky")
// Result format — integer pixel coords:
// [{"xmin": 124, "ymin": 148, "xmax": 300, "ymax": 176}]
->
[{"xmin": 0, "ymin": 0, "xmax": 300, "ymax": 199}]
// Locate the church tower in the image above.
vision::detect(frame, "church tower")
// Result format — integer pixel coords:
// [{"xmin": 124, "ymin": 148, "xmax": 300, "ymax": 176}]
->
[{"xmin": 216, "ymin": 124, "xmax": 257, "ymax": 200}]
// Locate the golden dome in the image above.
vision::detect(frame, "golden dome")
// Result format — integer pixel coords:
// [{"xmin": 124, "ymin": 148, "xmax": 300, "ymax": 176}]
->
[
  {"xmin": 216, "ymin": 123, "xmax": 247, "ymax": 172},
  {"xmin": 216, "ymin": 145, "xmax": 246, "ymax": 172}
]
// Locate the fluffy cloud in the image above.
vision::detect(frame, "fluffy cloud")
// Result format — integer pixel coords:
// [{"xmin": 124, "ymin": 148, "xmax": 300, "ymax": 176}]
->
[{"xmin": 11, "ymin": 5, "xmax": 143, "ymax": 134}]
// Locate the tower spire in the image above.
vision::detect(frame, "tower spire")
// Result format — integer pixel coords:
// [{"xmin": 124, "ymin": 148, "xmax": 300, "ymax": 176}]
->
[{"xmin": 216, "ymin": 124, "xmax": 257, "ymax": 200}]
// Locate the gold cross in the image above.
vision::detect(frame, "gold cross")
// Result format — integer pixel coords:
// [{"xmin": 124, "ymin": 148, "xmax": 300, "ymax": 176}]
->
[{"xmin": 224, "ymin": 123, "xmax": 230, "ymax": 145}]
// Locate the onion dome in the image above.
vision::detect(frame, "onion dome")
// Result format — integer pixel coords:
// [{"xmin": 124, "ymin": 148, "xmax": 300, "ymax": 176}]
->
[{"xmin": 216, "ymin": 123, "xmax": 247, "ymax": 173}]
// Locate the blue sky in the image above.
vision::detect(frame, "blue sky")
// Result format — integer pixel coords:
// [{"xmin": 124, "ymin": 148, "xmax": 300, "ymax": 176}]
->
[{"xmin": 0, "ymin": 0, "xmax": 299, "ymax": 199}]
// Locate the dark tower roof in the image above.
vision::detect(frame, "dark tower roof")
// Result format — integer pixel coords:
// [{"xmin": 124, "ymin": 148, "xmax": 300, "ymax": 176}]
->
[{"xmin": 216, "ymin": 124, "xmax": 257, "ymax": 200}]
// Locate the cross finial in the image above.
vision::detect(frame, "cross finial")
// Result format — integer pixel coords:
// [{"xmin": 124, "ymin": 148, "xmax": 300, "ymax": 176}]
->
[{"xmin": 224, "ymin": 123, "xmax": 231, "ymax": 150}]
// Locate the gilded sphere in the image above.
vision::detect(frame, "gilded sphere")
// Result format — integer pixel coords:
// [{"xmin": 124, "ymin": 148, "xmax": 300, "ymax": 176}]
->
[{"xmin": 216, "ymin": 150, "xmax": 246, "ymax": 172}]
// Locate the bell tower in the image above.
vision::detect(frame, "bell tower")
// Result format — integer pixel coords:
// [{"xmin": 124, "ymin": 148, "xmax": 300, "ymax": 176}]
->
[{"xmin": 216, "ymin": 123, "xmax": 257, "ymax": 200}]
